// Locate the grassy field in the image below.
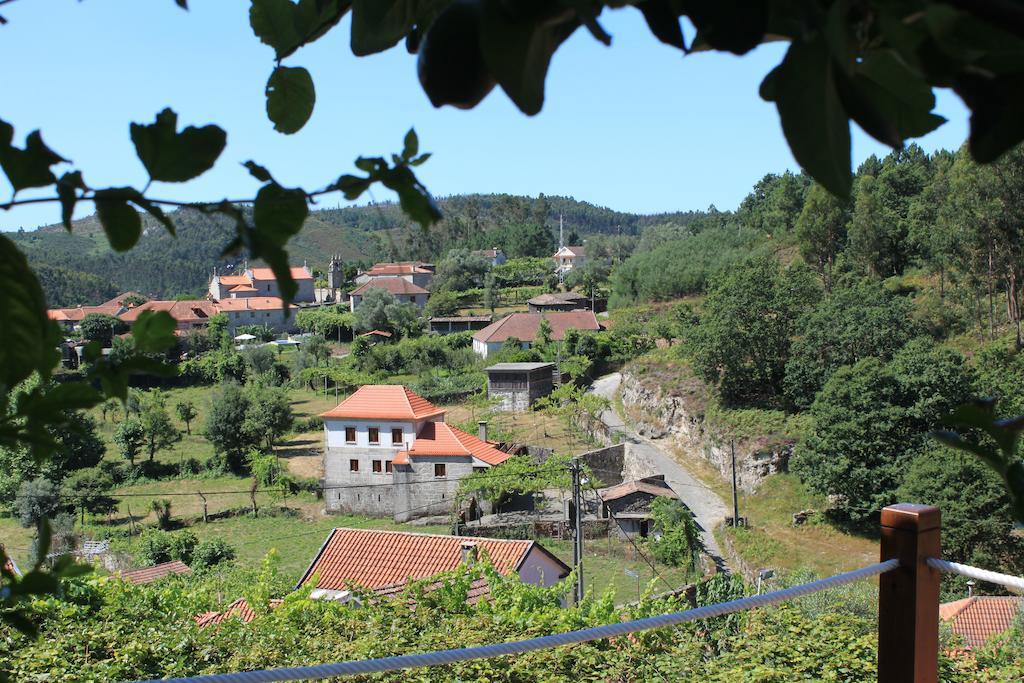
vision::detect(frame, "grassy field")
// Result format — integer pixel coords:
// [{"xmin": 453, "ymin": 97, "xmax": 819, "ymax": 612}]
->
[{"xmin": 672, "ymin": 444, "xmax": 878, "ymax": 576}]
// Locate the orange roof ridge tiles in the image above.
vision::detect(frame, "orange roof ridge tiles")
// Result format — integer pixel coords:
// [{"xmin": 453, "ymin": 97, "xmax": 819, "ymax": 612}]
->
[
  {"xmin": 249, "ymin": 266, "xmax": 312, "ymax": 281},
  {"xmin": 320, "ymin": 385, "xmax": 446, "ymax": 421},
  {"xmin": 296, "ymin": 528, "xmax": 569, "ymax": 592},
  {"xmin": 394, "ymin": 422, "xmax": 510, "ymax": 466},
  {"xmin": 194, "ymin": 598, "xmax": 284, "ymax": 627},
  {"xmin": 350, "ymin": 278, "xmax": 430, "ymax": 296},
  {"xmin": 118, "ymin": 560, "xmax": 191, "ymax": 585},
  {"xmin": 941, "ymin": 596, "xmax": 1023, "ymax": 648},
  {"xmin": 473, "ymin": 311, "xmax": 600, "ymax": 344},
  {"xmin": 119, "ymin": 300, "xmax": 216, "ymax": 323}
]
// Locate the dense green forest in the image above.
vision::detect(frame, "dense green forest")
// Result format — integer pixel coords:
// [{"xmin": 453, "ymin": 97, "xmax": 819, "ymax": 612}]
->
[{"xmin": 14, "ymin": 194, "xmax": 700, "ymax": 307}]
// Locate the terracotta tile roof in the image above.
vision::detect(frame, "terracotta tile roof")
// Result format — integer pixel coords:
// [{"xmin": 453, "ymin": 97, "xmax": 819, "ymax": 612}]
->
[
  {"xmin": 599, "ymin": 476, "xmax": 678, "ymax": 503},
  {"xmin": 320, "ymin": 385, "xmax": 446, "ymax": 421},
  {"xmin": 215, "ymin": 297, "xmax": 298, "ymax": 312},
  {"xmin": 375, "ymin": 576, "xmax": 494, "ymax": 605},
  {"xmin": 360, "ymin": 330, "xmax": 393, "ymax": 338},
  {"xmin": 297, "ymin": 528, "xmax": 567, "ymax": 592},
  {"xmin": 118, "ymin": 560, "xmax": 191, "ymax": 585},
  {"xmin": 48, "ymin": 304, "xmax": 122, "ymax": 322},
  {"xmin": 364, "ymin": 262, "xmax": 433, "ymax": 276},
  {"xmin": 350, "ymin": 278, "xmax": 430, "ymax": 296},
  {"xmin": 249, "ymin": 266, "xmax": 313, "ymax": 281},
  {"xmin": 429, "ymin": 315, "xmax": 493, "ymax": 323},
  {"xmin": 472, "ymin": 311, "xmax": 601, "ymax": 344},
  {"xmin": 394, "ymin": 422, "xmax": 511, "ymax": 466},
  {"xmin": 554, "ymin": 246, "xmax": 585, "ymax": 257},
  {"xmin": 228, "ymin": 284, "xmax": 258, "ymax": 292},
  {"xmin": 99, "ymin": 292, "xmax": 145, "ymax": 308},
  {"xmin": 194, "ymin": 598, "xmax": 283, "ymax": 627},
  {"xmin": 119, "ymin": 300, "xmax": 217, "ymax": 324},
  {"xmin": 941, "ymin": 596, "xmax": 1023, "ymax": 648},
  {"xmin": 218, "ymin": 274, "xmax": 251, "ymax": 286}
]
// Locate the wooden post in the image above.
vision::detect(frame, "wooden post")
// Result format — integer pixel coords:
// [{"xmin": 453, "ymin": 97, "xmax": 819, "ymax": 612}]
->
[{"xmin": 878, "ymin": 504, "xmax": 941, "ymax": 683}]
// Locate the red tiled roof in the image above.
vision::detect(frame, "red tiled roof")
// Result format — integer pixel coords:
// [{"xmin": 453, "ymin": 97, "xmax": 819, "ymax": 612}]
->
[
  {"xmin": 249, "ymin": 266, "xmax": 313, "ymax": 281},
  {"xmin": 48, "ymin": 304, "xmax": 122, "ymax": 322},
  {"xmin": 194, "ymin": 598, "xmax": 283, "ymax": 627},
  {"xmin": 320, "ymin": 385, "xmax": 446, "ymax": 421},
  {"xmin": 215, "ymin": 297, "xmax": 298, "ymax": 312},
  {"xmin": 472, "ymin": 311, "xmax": 600, "ymax": 344},
  {"xmin": 394, "ymin": 422, "xmax": 510, "ymax": 466},
  {"xmin": 364, "ymin": 263, "xmax": 433, "ymax": 276},
  {"xmin": 599, "ymin": 478, "xmax": 678, "ymax": 503},
  {"xmin": 118, "ymin": 560, "xmax": 191, "ymax": 585},
  {"xmin": 554, "ymin": 246, "xmax": 585, "ymax": 257},
  {"xmin": 219, "ymin": 275, "xmax": 250, "ymax": 286},
  {"xmin": 99, "ymin": 292, "xmax": 146, "ymax": 308},
  {"xmin": 228, "ymin": 284, "xmax": 258, "ymax": 292},
  {"xmin": 375, "ymin": 576, "xmax": 494, "ymax": 605},
  {"xmin": 350, "ymin": 278, "xmax": 430, "ymax": 296},
  {"xmin": 360, "ymin": 330, "xmax": 393, "ymax": 338},
  {"xmin": 297, "ymin": 528, "xmax": 568, "ymax": 592},
  {"xmin": 940, "ymin": 596, "xmax": 1023, "ymax": 648},
  {"xmin": 119, "ymin": 300, "xmax": 217, "ymax": 324}
]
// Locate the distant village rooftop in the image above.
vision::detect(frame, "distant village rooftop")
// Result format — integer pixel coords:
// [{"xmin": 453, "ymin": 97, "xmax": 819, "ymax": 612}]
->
[
  {"xmin": 319, "ymin": 384, "xmax": 446, "ymax": 421},
  {"xmin": 472, "ymin": 311, "xmax": 601, "ymax": 344}
]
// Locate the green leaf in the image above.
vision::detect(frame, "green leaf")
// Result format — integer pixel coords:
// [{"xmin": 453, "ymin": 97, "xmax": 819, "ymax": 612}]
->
[
  {"xmin": 93, "ymin": 188, "xmax": 143, "ymax": 251},
  {"xmin": 32, "ymin": 382, "xmax": 102, "ymax": 415},
  {"xmin": 251, "ymin": 0, "xmax": 350, "ymax": 60},
  {"xmin": 131, "ymin": 310, "xmax": 177, "ymax": 353},
  {"xmin": 130, "ymin": 108, "xmax": 226, "ymax": 183},
  {"xmin": 56, "ymin": 171, "xmax": 86, "ymax": 231},
  {"xmin": 253, "ymin": 182, "xmax": 308, "ymax": 247},
  {"xmin": 956, "ymin": 73, "xmax": 1024, "ymax": 164},
  {"xmin": 244, "ymin": 160, "xmax": 274, "ymax": 183},
  {"xmin": 402, "ymin": 128, "xmax": 418, "ymax": 159},
  {"xmin": 332, "ymin": 174, "xmax": 372, "ymax": 199},
  {"xmin": 0, "ymin": 120, "xmax": 68, "ymax": 193},
  {"xmin": 846, "ymin": 51, "xmax": 945, "ymax": 143},
  {"xmin": 131, "ymin": 195, "xmax": 176, "ymax": 236},
  {"xmin": 379, "ymin": 165, "xmax": 441, "ymax": 229},
  {"xmin": 266, "ymin": 66, "xmax": 316, "ymax": 135},
  {"xmin": 0, "ymin": 234, "xmax": 60, "ymax": 390},
  {"xmin": 687, "ymin": 0, "xmax": 768, "ymax": 55},
  {"xmin": 34, "ymin": 518, "xmax": 51, "ymax": 570},
  {"xmin": 635, "ymin": 0, "xmax": 685, "ymax": 50},
  {"xmin": 350, "ymin": 0, "xmax": 415, "ymax": 56},
  {"xmin": 479, "ymin": 0, "xmax": 577, "ymax": 116},
  {"xmin": 762, "ymin": 37, "xmax": 851, "ymax": 198},
  {"xmin": 1, "ymin": 609, "xmax": 38, "ymax": 640},
  {"xmin": 13, "ymin": 570, "xmax": 59, "ymax": 596}
]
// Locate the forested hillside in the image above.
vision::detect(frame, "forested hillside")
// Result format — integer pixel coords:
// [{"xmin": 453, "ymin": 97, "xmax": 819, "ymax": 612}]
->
[
  {"xmin": 612, "ymin": 143, "xmax": 1024, "ymax": 579},
  {"xmin": 13, "ymin": 194, "xmax": 703, "ymax": 306}
]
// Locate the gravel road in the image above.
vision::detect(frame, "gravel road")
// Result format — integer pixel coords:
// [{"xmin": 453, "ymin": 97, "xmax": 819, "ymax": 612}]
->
[{"xmin": 591, "ymin": 372, "xmax": 730, "ymax": 570}]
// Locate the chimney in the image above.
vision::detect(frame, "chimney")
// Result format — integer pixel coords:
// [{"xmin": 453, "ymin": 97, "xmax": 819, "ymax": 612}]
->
[
  {"xmin": 460, "ymin": 541, "xmax": 478, "ymax": 565},
  {"xmin": 478, "ymin": 420, "xmax": 487, "ymax": 442}
]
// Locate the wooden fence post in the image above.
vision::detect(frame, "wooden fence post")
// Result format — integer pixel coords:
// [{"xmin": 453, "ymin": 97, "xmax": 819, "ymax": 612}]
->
[{"xmin": 878, "ymin": 503, "xmax": 941, "ymax": 683}]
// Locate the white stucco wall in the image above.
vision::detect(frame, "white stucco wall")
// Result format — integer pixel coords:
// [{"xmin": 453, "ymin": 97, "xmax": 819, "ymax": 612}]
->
[
  {"xmin": 324, "ymin": 419, "xmax": 418, "ymax": 449},
  {"xmin": 516, "ymin": 547, "xmax": 568, "ymax": 588}
]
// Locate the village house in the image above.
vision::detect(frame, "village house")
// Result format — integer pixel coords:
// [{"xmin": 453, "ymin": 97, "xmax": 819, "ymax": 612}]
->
[
  {"xmin": 119, "ymin": 299, "xmax": 219, "ymax": 334},
  {"xmin": 296, "ymin": 528, "xmax": 570, "ymax": 601},
  {"xmin": 215, "ymin": 297, "xmax": 299, "ymax": 335},
  {"xmin": 486, "ymin": 362, "xmax": 556, "ymax": 412},
  {"xmin": 472, "ymin": 248, "xmax": 507, "ymax": 267},
  {"xmin": 208, "ymin": 265, "xmax": 315, "ymax": 303},
  {"xmin": 320, "ymin": 385, "xmax": 512, "ymax": 522},
  {"xmin": 47, "ymin": 292, "xmax": 145, "ymax": 332},
  {"xmin": 552, "ymin": 245, "xmax": 585, "ymax": 276},
  {"xmin": 471, "ymin": 311, "xmax": 601, "ymax": 358},
  {"xmin": 349, "ymin": 277, "xmax": 430, "ymax": 310},
  {"xmin": 354, "ymin": 261, "xmax": 435, "ymax": 288},
  {"xmin": 527, "ymin": 291, "xmax": 591, "ymax": 313},
  {"xmin": 598, "ymin": 475, "xmax": 680, "ymax": 538}
]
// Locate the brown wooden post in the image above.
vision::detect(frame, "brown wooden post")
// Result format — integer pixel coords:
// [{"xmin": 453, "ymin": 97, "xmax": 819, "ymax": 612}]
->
[{"xmin": 878, "ymin": 504, "xmax": 941, "ymax": 683}]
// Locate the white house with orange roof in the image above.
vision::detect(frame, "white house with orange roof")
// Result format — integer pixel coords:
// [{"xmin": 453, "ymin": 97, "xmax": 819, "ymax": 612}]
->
[
  {"xmin": 208, "ymin": 265, "xmax": 314, "ymax": 303},
  {"xmin": 320, "ymin": 385, "xmax": 512, "ymax": 521},
  {"xmin": 215, "ymin": 297, "xmax": 299, "ymax": 335}
]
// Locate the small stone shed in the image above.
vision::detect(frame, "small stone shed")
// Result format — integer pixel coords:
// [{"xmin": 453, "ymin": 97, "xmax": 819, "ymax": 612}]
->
[
  {"xmin": 598, "ymin": 475, "xmax": 679, "ymax": 538},
  {"xmin": 485, "ymin": 362, "xmax": 556, "ymax": 412}
]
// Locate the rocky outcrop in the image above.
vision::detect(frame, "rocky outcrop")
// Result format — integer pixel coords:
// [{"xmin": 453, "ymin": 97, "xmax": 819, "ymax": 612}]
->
[{"xmin": 619, "ymin": 368, "xmax": 792, "ymax": 492}]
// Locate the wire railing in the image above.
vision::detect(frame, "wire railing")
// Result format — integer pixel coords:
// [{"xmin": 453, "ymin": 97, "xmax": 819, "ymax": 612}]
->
[{"xmin": 126, "ymin": 559, "xmax": 900, "ymax": 683}]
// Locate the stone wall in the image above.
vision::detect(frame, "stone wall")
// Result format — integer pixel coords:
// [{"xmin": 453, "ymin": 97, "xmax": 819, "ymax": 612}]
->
[{"xmin": 618, "ymin": 370, "xmax": 791, "ymax": 492}]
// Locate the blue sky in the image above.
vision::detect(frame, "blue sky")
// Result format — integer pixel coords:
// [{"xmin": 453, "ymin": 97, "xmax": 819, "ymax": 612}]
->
[{"xmin": 0, "ymin": 1, "xmax": 970, "ymax": 231}]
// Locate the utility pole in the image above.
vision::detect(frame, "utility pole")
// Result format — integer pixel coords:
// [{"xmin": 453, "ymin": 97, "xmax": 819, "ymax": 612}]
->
[
  {"xmin": 730, "ymin": 439, "xmax": 740, "ymax": 526},
  {"xmin": 570, "ymin": 457, "xmax": 584, "ymax": 603}
]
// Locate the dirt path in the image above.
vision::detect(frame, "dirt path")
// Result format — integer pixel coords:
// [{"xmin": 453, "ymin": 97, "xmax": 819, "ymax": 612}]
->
[{"xmin": 591, "ymin": 372, "xmax": 730, "ymax": 570}]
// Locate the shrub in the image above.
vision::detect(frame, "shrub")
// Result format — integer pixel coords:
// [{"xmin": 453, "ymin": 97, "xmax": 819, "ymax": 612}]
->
[
  {"xmin": 191, "ymin": 538, "xmax": 236, "ymax": 570},
  {"xmin": 136, "ymin": 529, "xmax": 198, "ymax": 566},
  {"xmin": 15, "ymin": 478, "xmax": 63, "ymax": 528},
  {"xmin": 151, "ymin": 499, "xmax": 173, "ymax": 530}
]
